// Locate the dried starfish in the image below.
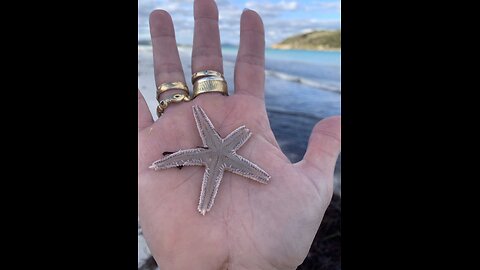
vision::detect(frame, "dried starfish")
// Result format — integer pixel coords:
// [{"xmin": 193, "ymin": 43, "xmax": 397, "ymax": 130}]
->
[{"xmin": 150, "ymin": 105, "xmax": 270, "ymax": 215}]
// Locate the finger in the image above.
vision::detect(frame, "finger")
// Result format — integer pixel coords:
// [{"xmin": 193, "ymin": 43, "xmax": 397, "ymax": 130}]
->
[
  {"xmin": 149, "ymin": 10, "xmax": 187, "ymax": 101},
  {"xmin": 234, "ymin": 9, "xmax": 265, "ymax": 100},
  {"xmin": 138, "ymin": 90, "xmax": 153, "ymax": 131},
  {"xmin": 296, "ymin": 116, "xmax": 341, "ymax": 178},
  {"xmin": 192, "ymin": 0, "xmax": 223, "ymax": 74}
]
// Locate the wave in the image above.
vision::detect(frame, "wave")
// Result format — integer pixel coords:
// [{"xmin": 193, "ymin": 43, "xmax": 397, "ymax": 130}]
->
[
  {"xmin": 266, "ymin": 106, "xmax": 324, "ymax": 120},
  {"xmin": 222, "ymin": 56, "xmax": 340, "ymax": 93},
  {"xmin": 265, "ymin": 70, "xmax": 341, "ymax": 93}
]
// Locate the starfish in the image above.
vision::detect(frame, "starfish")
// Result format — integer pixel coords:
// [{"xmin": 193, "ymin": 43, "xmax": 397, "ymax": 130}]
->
[{"xmin": 149, "ymin": 105, "xmax": 271, "ymax": 215}]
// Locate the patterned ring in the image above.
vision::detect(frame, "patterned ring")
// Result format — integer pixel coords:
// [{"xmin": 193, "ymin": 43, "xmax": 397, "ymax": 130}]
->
[{"xmin": 193, "ymin": 77, "xmax": 228, "ymax": 99}]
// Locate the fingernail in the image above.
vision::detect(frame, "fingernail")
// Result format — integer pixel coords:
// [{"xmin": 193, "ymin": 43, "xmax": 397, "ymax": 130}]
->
[{"xmin": 243, "ymin": 8, "xmax": 250, "ymax": 12}]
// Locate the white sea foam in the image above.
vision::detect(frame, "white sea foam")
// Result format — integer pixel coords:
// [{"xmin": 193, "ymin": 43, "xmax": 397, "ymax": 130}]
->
[{"xmin": 265, "ymin": 70, "xmax": 341, "ymax": 93}]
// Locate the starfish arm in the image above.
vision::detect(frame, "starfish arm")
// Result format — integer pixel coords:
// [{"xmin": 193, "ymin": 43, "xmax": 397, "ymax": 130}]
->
[
  {"xmin": 149, "ymin": 148, "xmax": 208, "ymax": 170},
  {"xmin": 222, "ymin": 126, "xmax": 252, "ymax": 151},
  {"xmin": 192, "ymin": 105, "xmax": 222, "ymax": 148},
  {"xmin": 225, "ymin": 153, "xmax": 271, "ymax": 184},
  {"xmin": 198, "ymin": 159, "xmax": 225, "ymax": 215}
]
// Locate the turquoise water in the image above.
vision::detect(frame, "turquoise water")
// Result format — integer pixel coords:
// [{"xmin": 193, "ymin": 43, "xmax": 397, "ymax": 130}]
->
[
  {"xmin": 265, "ymin": 48, "xmax": 340, "ymax": 67},
  {"xmin": 222, "ymin": 45, "xmax": 341, "ymax": 94},
  {"xmin": 222, "ymin": 45, "xmax": 340, "ymax": 67},
  {"xmin": 219, "ymin": 45, "xmax": 341, "ymax": 119}
]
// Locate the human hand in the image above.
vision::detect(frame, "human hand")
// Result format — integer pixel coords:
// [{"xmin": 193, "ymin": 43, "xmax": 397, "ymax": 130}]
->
[{"xmin": 138, "ymin": 1, "xmax": 341, "ymax": 269}]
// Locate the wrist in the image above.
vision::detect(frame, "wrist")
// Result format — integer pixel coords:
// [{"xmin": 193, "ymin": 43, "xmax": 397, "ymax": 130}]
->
[{"xmin": 156, "ymin": 256, "xmax": 294, "ymax": 270}]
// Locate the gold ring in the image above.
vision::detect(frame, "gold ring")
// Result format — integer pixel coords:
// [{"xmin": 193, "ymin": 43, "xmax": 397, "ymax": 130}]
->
[
  {"xmin": 193, "ymin": 77, "xmax": 228, "ymax": 99},
  {"xmin": 156, "ymin": 93, "xmax": 191, "ymax": 117},
  {"xmin": 156, "ymin": 82, "xmax": 189, "ymax": 101},
  {"xmin": 191, "ymin": 70, "xmax": 224, "ymax": 84}
]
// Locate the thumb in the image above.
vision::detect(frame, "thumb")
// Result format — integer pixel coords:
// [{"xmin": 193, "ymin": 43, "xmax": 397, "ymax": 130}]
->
[{"xmin": 297, "ymin": 116, "xmax": 341, "ymax": 179}]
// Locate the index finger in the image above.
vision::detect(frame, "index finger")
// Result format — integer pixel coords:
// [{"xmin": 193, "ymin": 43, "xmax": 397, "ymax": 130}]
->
[{"xmin": 150, "ymin": 10, "xmax": 188, "ymax": 101}]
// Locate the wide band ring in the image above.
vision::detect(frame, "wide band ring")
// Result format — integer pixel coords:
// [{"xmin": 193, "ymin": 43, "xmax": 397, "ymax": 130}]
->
[
  {"xmin": 156, "ymin": 81, "xmax": 189, "ymax": 101},
  {"xmin": 193, "ymin": 77, "xmax": 228, "ymax": 99},
  {"xmin": 191, "ymin": 70, "xmax": 224, "ymax": 84}
]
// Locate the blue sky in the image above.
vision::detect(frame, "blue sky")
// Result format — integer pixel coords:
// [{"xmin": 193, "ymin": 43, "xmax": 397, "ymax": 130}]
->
[{"xmin": 138, "ymin": 0, "xmax": 340, "ymax": 46}]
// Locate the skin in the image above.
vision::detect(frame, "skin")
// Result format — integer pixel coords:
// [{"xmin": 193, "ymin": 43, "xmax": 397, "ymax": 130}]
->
[{"xmin": 138, "ymin": 1, "xmax": 341, "ymax": 269}]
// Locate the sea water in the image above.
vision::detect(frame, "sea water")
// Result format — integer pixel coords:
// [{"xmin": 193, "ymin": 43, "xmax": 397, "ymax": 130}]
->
[{"xmin": 220, "ymin": 45, "xmax": 341, "ymax": 120}]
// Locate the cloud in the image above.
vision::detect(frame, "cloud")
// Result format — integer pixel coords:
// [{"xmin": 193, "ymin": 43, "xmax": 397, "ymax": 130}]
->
[
  {"xmin": 138, "ymin": 0, "xmax": 340, "ymax": 46},
  {"xmin": 307, "ymin": 1, "xmax": 341, "ymax": 12},
  {"xmin": 139, "ymin": 0, "xmax": 241, "ymax": 44},
  {"xmin": 138, "ymin": 0, "xmax": 196, "ymax": 41},
  {"xmin": 245, "ymin": 1, "xmax": 298, "ymax": 11}
]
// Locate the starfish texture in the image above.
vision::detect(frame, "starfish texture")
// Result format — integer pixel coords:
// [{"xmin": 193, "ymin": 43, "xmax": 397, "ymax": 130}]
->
[{"xmin": 150, "ymin": 105, "xmax": 270, "ymax": 215}]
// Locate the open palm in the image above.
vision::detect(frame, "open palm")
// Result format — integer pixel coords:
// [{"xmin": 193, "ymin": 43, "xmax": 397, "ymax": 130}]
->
[{"xmin": 138, "ymin": 1, "xmax": 341, "ymax": 269}]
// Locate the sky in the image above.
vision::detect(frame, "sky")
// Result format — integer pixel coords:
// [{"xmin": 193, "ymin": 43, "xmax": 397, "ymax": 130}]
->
[{"xmin": 138, "ymin": 0, "xmax": 340, "ymax": 46}]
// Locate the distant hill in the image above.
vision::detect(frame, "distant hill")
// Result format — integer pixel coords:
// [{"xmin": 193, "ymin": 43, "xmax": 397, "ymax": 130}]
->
[{"xmin": 272, "ymin": 30, "xmax": 341, "ymax": 51}]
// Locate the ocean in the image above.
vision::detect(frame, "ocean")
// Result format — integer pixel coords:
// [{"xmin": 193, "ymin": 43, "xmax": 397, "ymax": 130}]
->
[{"xmin": 178, "ymin": 45, "xmax": 341, "ymax": 119}]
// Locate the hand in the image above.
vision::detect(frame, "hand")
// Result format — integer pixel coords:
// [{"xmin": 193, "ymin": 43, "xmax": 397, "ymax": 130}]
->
[{"xmin": 138, "ymin": 1, "xmax": 341, "ymax": 269}]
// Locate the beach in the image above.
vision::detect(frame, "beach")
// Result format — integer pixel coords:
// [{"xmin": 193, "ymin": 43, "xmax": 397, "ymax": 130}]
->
[{"xmin": 138, "ymin": 45, "xmax": 341, "ymax": 269}]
